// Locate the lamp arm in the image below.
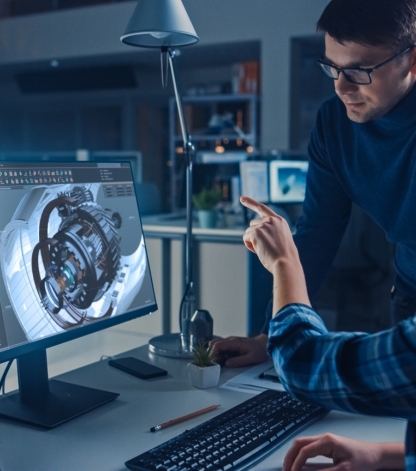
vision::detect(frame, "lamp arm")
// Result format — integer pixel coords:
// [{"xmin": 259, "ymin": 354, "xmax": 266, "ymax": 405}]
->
[
  {"xmin": 167, "ymin": 48, "xmax": 194, "ymax": 287},
  {"xmin": 168, "ymin": 48, "xmax": 196, "ymax": 347},
  {"xmin": 168, "ymin": 49, "xmax": 190, "ymax": 147}
]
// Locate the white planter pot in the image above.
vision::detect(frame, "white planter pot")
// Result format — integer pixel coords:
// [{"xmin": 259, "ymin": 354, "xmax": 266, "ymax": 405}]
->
[{"xmin": 187, "ymin": 362, "xmax": 220, "ymax": 389}]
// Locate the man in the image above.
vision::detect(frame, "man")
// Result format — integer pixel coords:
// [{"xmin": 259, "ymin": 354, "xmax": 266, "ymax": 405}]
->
[
  {"xmin": 241, "ymin": 195, "xmax": 410, "ymax": 471},
  {"xmin": 211, "ymin": 0, "xmax": 416, "ymax": 367}
]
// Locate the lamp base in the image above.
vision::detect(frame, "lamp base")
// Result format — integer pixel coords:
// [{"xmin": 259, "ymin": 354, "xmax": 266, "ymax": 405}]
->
[
  {"xmin": 148, "ymin": 333, "xmax": 220, "ymax": 358},
  {"xmin": 148, "ymin": 333, "xmax": 193, "ymax": 359}
]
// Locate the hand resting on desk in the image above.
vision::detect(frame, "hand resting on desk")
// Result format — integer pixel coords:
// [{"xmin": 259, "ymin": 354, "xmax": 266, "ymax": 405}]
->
[{"xmin": 209, "ymin": 334, "xmax": 269, "ymax": 368}]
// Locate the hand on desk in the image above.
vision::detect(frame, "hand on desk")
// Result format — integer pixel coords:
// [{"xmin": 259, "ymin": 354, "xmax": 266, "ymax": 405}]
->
[
  {"xmin": 283, "ymin": 433, "xmax": 405, "ymax": 471},
  {"xmin": 209, "ymin": 334, "xmax": 269, "ymax": 368}
]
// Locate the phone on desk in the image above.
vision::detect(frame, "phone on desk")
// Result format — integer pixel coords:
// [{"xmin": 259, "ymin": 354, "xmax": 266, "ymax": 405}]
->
[
  {"xmin": 109, "ymin": 357, "xmax": 168, "ymax": 379},
  {"xmin": 259, "ymin": 366, "xmax": 281, "ymax": 383}
]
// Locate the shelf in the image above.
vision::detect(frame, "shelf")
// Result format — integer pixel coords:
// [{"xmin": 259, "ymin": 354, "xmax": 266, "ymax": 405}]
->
[
  {"xmin": 181, "ymin": 94, "xmax": 258, "ymax": 104},
  {"xmin": 174, "ymin": 134, "xmax": 256, "ymax": 142},
  {"xmin": 168, "ymin": 93, "xmax": 259, "ymax": 212}
]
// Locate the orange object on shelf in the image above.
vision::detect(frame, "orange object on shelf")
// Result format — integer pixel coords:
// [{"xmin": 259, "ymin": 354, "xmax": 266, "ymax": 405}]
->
[{"xmin": 232, "ymin": 61, "xmax": 259, "ymax": 94}]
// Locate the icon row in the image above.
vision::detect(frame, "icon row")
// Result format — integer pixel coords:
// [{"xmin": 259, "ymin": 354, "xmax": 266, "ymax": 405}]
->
[
  {"xmin": 0, "ymin": 176, "xmax": 74, "ymax": 185},
  {"xmin": 0, "ymin": 169, "xmax": 73, "ymax": 178}
]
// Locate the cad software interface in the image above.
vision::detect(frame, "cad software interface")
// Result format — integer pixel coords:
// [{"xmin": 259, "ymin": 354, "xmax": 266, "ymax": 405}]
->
[{"xmin": 0, "ymin": 162, "xmax": 156, "ymax": 353}]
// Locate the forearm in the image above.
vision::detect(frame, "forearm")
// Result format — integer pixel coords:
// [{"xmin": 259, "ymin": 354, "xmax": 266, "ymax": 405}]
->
[
  {"xmin": 268, "ymin": 304, "xmax": 416, "ymax": 418},
  {"xmin": 375, "ymin": 442, "xmax": 405, "ymax": 470},
  {"xmin": 271, "ymin": 258, "xmax": 310, "ymax": 314}
]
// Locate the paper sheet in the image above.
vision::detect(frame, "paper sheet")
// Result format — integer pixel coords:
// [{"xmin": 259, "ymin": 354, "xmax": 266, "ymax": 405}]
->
[{"xmin": 220, "ymin": 360, "xmax": 285, "ymax": 394}]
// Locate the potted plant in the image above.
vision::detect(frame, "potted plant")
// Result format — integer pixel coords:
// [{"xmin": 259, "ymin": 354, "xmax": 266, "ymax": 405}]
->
[
  {"xmin": 187, "ymin": 343, "xmax": 221, "ymax": 389},
  {"xmin": 192, "ymin": 187, "xmax": 222, "ymax": 228}
]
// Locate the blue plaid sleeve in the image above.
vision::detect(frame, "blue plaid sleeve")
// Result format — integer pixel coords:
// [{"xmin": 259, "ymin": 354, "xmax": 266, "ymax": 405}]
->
[{"xmin": 267, "ymin": 303, "xmax": 416, "ymax": 420}]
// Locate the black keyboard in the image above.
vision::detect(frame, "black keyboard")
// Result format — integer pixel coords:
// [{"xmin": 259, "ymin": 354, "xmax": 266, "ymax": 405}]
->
[{"xmin": 125, "ymin": 389, "xmax": 328, "ymax": 471}]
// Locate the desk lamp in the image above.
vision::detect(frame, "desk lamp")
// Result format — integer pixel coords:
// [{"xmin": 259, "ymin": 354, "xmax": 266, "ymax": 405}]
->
[{"xmin": 121, "ymin": 0, "xmax": 199, "ymax": 358}]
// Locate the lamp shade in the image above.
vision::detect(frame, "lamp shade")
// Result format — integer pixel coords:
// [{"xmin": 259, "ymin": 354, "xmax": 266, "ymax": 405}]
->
[{"xmin": 120, "ymin": 0, "xmax": 199, "ymax": 48}]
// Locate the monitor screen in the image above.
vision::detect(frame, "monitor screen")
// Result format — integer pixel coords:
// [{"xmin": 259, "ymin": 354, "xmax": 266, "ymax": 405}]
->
[
  {"xmin": 0, "ymin": 161, "xmax": 157, "ymax": 427},
  {"xmin": 239, "ymin": 161, "xmax": 269, "ymax": 203},
  {"xmin": 269, "ymin": 160, "xmax": 309, "ymax": 204}
]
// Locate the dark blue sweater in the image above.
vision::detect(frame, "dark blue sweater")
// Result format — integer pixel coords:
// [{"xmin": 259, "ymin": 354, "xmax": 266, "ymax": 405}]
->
[{"xmin": 263, "ymin": 84, "xmax": 416, "ymax": 331}]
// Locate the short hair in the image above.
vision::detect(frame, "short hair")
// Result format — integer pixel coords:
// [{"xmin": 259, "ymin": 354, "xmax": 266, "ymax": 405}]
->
[{"xmin": 317, "ymin": 0, "xmax": 416, "ymax": 50}]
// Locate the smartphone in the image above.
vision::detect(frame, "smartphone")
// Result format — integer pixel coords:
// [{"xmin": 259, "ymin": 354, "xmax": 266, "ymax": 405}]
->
[
  {"xmin": 259, "ymin": 366, "xmax": 281, "ymax": 383},
  {"xmin": 108, "ymin": 357, "xmax": 168, "ymax": 379}
]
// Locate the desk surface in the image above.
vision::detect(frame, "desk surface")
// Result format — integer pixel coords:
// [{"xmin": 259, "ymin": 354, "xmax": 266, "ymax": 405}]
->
[{"xmin": 0, "ymin": 345, "xmax": 406, "ymax": 471}]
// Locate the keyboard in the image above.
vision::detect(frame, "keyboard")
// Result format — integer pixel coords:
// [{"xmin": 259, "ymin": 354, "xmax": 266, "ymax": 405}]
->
[{"xmin": 125, "ymin": 389, "xmax": 329, "ymax": 471}]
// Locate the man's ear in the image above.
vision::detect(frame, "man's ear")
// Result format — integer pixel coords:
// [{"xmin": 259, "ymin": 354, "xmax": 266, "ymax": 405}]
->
[{"xmin": 409, "ymin": 47, "xmax": 416, "ymax": 74}]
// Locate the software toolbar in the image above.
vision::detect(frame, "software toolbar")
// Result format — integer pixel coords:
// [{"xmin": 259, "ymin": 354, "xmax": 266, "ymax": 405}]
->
[
  {"xmin": 0, "ymin": 163, "xmax": 132, "ymax": 187},
  {"xmin": 0, "ymin": 169, "xmax": 73, "ymax": 186}
]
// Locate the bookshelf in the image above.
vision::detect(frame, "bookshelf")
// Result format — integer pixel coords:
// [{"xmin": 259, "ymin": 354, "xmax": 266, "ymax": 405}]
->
[{"xmin": 168, "ymin": 94, "xmax": 259, "ymax": 211}]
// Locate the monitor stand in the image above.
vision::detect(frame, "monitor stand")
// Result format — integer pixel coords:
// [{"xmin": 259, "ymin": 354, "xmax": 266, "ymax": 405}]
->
[{"xmin": 0, "ymin": 349, "xmax": 118, "ymax": 428}]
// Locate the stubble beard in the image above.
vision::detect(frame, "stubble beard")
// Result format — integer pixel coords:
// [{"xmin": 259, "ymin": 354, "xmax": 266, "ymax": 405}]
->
[{"xmin": 344, "ymin": 103, "xmax": 389, "ymax": 123}]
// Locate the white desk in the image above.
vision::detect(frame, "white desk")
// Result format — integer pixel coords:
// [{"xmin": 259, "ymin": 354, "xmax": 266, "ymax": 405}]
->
[{"xmin": 0, "ymin": 344, "xmax": 406, "ymax": 471}]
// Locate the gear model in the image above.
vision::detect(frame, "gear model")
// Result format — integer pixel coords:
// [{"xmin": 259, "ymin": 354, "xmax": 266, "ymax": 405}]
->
[{"xmin": 31, "ymin": 187, "xmax": 121, "ymax": 329}]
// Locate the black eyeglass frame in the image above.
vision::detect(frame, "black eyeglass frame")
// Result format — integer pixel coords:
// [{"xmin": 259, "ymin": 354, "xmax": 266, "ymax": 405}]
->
[{"xmin": 317, "ymin": 45, "xmax": 413, "ymax": 85}]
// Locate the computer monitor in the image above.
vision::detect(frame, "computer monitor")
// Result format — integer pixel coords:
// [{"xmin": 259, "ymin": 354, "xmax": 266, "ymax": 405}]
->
[
  {"xmin": 269, "ymin": 160, "xmax": 309, "ymax": 204},
  {"xmin": 0, "ymin": 161, "xmax": 157, "ymax": 428},
  {"xmin": 239, "ymin": 160, "xmax": 269, "ymax": 203}
]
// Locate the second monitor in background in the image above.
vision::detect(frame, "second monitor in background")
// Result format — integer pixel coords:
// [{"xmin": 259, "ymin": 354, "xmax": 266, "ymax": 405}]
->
[
  {"xmin": 269, "ymin": 160, "xmax": 309, "ymax": 204},
  {"xmin": 239, "ymin": 160, "xmax": 269, "ymax": 203}
]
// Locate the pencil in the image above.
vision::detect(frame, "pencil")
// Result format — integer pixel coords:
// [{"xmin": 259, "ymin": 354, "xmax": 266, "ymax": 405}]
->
[{"xmin": 150, "ymin": 404, "xmax": 220, "ymax": 432}]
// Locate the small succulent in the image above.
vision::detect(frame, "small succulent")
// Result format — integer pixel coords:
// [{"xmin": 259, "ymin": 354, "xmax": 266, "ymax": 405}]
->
[
  {"xmin": 191, "ymin": 343, "xmax": 218, "ymax": 368},
  {"xmin": 192, "ymin": 187, "xmax": 222, "ymax": 210}
]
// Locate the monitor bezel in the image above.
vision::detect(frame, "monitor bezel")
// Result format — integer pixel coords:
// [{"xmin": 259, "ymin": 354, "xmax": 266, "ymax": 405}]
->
[{"xmin": 0, "ymin": 303, "xmax": 157, "ymax": 364}]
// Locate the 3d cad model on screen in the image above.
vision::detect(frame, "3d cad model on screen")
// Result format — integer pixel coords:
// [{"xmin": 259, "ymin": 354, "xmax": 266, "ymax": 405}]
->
[{"xmin": 0, "ymin": 182, "xmax": 147, "ymax": 341}]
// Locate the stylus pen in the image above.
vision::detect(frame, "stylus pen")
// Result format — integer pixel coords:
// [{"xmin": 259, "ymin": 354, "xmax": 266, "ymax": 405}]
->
[{"xmin": 150, "ymin": 404, "xmax": 220, "ymax": 432}]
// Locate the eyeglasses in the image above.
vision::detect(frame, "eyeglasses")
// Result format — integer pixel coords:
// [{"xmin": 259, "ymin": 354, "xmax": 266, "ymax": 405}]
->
[{"xmin": 317, "ymin": 46, "xmax": 413, "ymax": 85}]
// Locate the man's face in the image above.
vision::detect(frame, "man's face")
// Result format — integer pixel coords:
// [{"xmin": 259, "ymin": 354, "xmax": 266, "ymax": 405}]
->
[{"xmin": 324, "ymin": 35, "xmax": 416, "ymax": 123}]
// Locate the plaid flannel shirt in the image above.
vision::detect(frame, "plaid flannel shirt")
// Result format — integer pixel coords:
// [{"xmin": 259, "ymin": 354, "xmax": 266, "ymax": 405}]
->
[{"xmin": 267, "ymin": 303, "xmax": 416, "ymax": 470}]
